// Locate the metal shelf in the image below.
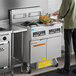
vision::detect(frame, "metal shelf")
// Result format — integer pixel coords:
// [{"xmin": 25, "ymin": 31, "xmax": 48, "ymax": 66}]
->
[{"xmin": 12, "ymin": 57, "xmax": 23, "ymax": 68}]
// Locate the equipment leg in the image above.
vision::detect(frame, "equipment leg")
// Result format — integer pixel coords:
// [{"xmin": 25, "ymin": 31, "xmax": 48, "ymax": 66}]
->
[{"xmin": 26, "ymin": 63, "xmax": 31, "ymax": 74}]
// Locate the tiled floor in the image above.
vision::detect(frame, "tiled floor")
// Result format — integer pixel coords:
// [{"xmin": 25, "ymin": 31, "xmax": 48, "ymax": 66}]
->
[{"xmin": 0, "ymin": 53, "xmax": 76, "ymax": 76}]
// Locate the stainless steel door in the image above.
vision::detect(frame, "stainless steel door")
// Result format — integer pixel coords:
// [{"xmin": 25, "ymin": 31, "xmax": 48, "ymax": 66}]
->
[
  {"xmin": 30, "ymin": 39, "xmax": 46, "ymax": 63},
  {"xmin": 0, "ymin": 41, "xmax": 9, "ymax": 68},
  {"xmin": 47, "ymin": 36, "xmax": 61, "ymax": 59}
]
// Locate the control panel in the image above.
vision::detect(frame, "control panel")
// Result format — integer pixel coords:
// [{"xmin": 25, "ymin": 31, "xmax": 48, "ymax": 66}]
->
[
  {"xmin": 33, "ymin": 31, "xmax": 46, "ymax": 37},
  {"xmin": 49, "ymin": 28, "xmax": 60, "ymax": 34}
]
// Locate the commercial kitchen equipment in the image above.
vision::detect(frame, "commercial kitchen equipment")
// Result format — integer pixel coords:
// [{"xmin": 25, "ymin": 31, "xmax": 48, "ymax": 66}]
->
[
  {"xmin": 0, "ymin": 27, "xmax": 12, "ymax": 75},
  {"xmin": 9, "ymin": 6, "xmax": 62, "ymax": 73}
]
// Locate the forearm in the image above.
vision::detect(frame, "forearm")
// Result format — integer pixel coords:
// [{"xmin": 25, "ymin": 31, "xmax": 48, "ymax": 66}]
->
[{"xmin": 58, "ymin": 0, "xmax": 71, "ymax": 19}]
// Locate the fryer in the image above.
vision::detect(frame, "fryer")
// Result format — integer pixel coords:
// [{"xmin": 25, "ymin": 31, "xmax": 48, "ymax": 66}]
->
[{"xmin": 9, "ymin": 6, "xmax": 63, "ymax": 73}]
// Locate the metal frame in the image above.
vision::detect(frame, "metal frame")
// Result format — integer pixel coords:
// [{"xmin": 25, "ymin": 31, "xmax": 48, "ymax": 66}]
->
[{"xmin": 11, "ymin": 32, "xmax": 24, "ymax": 76}]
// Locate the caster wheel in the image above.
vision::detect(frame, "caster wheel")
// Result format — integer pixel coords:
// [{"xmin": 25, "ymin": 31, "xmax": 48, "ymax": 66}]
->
[
  {"xmin": 3, "ymin": 73, "xmax": 5, "ymax": 76},
  {"xmin": 55, "ymin": 63, "xmax": 58, "ymax": 67},
  {"xmin": 21, "ymin": 68, "xmax": 24, "ymax": 73},
  {"xmin": 27, "ymin": 69, "xmax": 31, "ymax": 74},
  {"xmin": 11, "ymin": 71, "xmax": 14, "ymax": 76},
  {"xmin": 12, "ymin": 74, "xmax": 14, "ymax": 76},
  {"xmin": 21, "ymin": 71, "xmax": 23, "ymax": 74},
  {"xmin": 26, "ymin": 67, "xmax": 31, "ymax": 74},
  {"xmin": 35, "ymin": 74, "xmax": 39, "ymax": 76}
]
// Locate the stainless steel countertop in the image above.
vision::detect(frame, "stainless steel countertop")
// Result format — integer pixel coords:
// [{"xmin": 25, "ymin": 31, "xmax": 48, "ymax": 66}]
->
[{"xmin": 12, "ymin": 25, "xmax": 27, "ymax": 33}]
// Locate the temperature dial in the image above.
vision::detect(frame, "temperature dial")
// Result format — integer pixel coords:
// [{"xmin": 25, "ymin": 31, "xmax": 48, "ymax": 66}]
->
[{"xmin": 3, "ymin": 37, "xmax": 7, "ymax": 40}]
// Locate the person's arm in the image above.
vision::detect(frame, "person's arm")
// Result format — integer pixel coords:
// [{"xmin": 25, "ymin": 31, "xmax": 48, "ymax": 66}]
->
[
  {"xmin": 53, "ymin": 10, "xmax": 59, "ymax": 16},
  {"xmin": 58, "ymin": 0, "xmax": 71, "ymax": 19}
]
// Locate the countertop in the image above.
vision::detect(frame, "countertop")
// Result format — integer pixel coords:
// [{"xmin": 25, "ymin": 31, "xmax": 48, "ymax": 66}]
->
[{"xmin": 12, "ymin": 25, "xmax": 27, "ymax": 33}]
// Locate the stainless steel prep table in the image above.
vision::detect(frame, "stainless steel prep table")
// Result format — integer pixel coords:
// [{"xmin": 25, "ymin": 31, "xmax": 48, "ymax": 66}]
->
[{"xmin": 11, "ymin": 25, "xmax": 27, "ymax": 76}]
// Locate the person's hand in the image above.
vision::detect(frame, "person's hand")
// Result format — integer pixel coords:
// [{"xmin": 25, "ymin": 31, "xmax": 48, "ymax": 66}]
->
[
  {"xmin": 52, "ymin": 10, "xmax": 59, "ymax": 16},
  {"xmin": 56, "ymin": 18, "xmax": 60, "ymax": 22}
]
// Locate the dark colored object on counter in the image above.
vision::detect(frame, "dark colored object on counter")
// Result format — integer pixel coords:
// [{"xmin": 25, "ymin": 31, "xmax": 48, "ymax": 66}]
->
[{"xmin": 21, "ymin": 21, "xmax": 43, "ymax": 26}]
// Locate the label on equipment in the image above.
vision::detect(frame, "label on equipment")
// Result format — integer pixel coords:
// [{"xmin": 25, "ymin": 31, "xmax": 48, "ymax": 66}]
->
[
  {"xmin": 41, "ymin": 57, "xmax": 46, "ymax": 60},
  {"xmin": 32, "ymin": 28, "xmax": 34, "ymax": 31},
  {"xmin": 33, "ymin": 43, "xmax": 46, "ymax": 47},
  {"xmin": 38, "ymin": 60, "xmax": 51, "ymax": 69}
]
